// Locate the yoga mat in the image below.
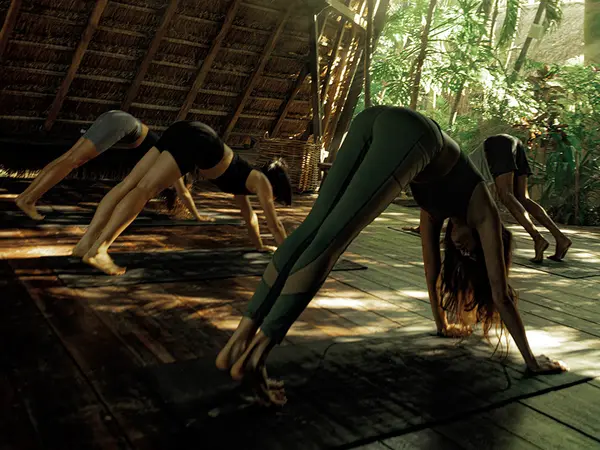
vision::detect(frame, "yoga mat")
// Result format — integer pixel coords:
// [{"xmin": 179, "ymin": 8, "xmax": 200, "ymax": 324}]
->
[
  {"xmin": 388, "ymin": 226, "xmax": 599, "ymax": 280},
  {"xmin": 140, "ymin": 335, "xmax": 589, "ymax": 450},
  {"xmin": 512, "ymin": 251, "xmax": 600, "ymax": 279},
  {"xmin": 39, "ymin": 248, "xmax": 367, "ymax": 288},
  {"xmin": 0, "ymin": 209, "xmax": 242, "ymax": 228}
]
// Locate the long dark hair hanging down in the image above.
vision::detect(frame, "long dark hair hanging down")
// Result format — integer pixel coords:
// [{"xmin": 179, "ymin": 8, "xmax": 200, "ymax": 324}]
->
[
  {"xmin": 260, "ymin": 158, "xmax": 293, "ymax": 206},
  {"xmin": 439, "ymin": 220, "xmax": 518, "ymax": 343}
]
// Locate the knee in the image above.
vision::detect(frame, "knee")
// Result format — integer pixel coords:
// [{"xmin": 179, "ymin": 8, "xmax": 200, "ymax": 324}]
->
[{"xmin": 134, "ymin": 178, "xmax": 161, "ymax": 199}]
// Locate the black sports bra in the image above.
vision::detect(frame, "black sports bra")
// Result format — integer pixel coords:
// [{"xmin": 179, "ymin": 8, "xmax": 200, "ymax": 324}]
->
[
  {"xmin": 210, "ymin": 153, "xmax": 253, "ymax": 195},
  {"xmin": 410, "ymin": 149, "xmax": 484, "ymax": 221}
]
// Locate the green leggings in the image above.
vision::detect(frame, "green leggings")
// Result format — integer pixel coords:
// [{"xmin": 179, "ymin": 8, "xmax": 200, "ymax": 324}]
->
[{"xmin": 246, "ymin": 106, "xmax": 443, "ymax": 343}]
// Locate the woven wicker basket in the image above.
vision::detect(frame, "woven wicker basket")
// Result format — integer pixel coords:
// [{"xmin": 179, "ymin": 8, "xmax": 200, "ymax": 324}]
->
[{"xmin": 254, "ymin": 134, "xmax": 322, "ymax": 193}]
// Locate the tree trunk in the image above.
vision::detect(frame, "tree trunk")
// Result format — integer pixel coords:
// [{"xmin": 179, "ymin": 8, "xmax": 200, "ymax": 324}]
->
[
  {"xmin": 584, "ymin": 0, "xmax": 600, "ymax": 65},
  {"xmin": 489, "ymin": 0, "xmax": 500, "ymax": 45},
  {"xmin": 513, "ymin": 0, "xmax": 547, "ymax": 75},
  {"xmin": 409, "ymin": 0, "xmax": 438, "ymax": 110}
]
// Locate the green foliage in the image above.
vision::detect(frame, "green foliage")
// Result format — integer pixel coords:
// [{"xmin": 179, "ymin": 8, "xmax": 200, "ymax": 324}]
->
[{"xmin": 363, "ymin": 0, "xmax": 600, "ymax": 224}]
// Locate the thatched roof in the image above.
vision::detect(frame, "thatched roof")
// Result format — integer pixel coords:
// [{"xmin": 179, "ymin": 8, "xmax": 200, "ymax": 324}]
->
[{"xmin": 0, "ymin": 0, "xmax": 368, "ymax": 153}]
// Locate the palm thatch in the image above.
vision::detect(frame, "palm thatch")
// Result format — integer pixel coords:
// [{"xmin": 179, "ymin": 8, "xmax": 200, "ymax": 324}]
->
[{"xmin": 0, "ymin": 0, "xmax": 375, "ymax": 178}]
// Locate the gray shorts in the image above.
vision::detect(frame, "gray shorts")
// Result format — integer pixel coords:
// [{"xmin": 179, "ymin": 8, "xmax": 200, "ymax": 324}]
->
[{"xmin": 82, "ymin": 110, "xmax": 143, "ymax": 153}]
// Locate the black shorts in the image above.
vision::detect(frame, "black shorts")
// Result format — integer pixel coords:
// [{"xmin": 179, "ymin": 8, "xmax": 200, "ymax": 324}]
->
[
  {"xmin": 154, "ymin": 121, "xmax": 224, "ymax": 175},
  {"xmin": 483, "ymin": 134, "xmax": 532, "ymax": 178}
]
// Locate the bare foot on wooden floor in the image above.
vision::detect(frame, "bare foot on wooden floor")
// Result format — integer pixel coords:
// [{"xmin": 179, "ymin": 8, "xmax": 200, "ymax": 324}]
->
[
  {"xmin": 548, "ymin": 237, "xmax": 572, "ymax": 262},
  {"xmin": 15, "ymin": 196, "xmax": 45, "ymax": 221},
  {"xmin": 83, "ymin": 250, "xmax": 126, "ymax": 275},
  {"xmin": 531, "ymin": 235, "xmax": 550, "ymax": 263}
]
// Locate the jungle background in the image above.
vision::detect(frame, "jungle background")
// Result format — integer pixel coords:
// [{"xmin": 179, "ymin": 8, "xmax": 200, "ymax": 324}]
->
[{"xmin": 356, "ymin": 0, "xmax": 600, "ymax": 225}]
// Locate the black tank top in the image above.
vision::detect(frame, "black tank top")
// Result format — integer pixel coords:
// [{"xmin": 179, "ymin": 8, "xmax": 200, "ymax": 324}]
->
[
  {"xmin": 210, "ymin": 153, "xmax": 253, "ymax": 195},
  {"xmin": 410, "ymin": 150, "xmax": 484, "ymax": 221}
]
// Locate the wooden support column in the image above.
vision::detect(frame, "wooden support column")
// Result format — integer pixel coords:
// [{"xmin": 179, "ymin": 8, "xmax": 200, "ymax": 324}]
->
[
  {"xmin": 122, "ymin": 0, "xmax": 179, "ymax": 111},
  {"xmin": 307, "ymin": 11, "xmax": 323, "ymax": 144},
  {"xmin": 271, "ymin": 14, "xmax": 329, "ymax": 137},
  {"xmin": 364, "ymin": 0, "xmax": 373, "ymax": 108},
  {"xmin": 177, "ymin": 0, "xmax": 242, "ymax": 121},
  {"xmin": 44, "ymin": 0, "xmax": 109, "ymax": 131},
  {"xmin": 222, "ymin": 2, "xmax": 294, "ymax": 141},
  {"xmin": 0, "ymin": 0, "xmax": 22, "ymax": 62}
]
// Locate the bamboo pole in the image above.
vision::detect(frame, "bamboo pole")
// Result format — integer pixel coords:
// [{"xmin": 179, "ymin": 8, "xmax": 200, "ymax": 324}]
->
[
  {"xmin": 364, "ymin": 0, "xmax": 374, "ymax": 108},
  {"xmin": 271, "ymin": 14, "xmax": 329, "ymax": 137},
  {"xmin": 222, "ymin": 2, "xmax": 295, "ymax": 141},
  {"xmin": 308, "ymin": 11, "xmax": 323, "ymax": 144},
  {"xmin": 177, "ymin": 0, "xmax": 243, "ymax": 121},
  {"xmin": 44, "ymin": 0, "xmax": 109, "ymax": 131},
  {"xmin": 0, "ymin": 0, "xmax": 22, "ymax": 62},
  {"xmin": 122, "ymin": 0, "xmax": 180, "ymax": 111}
]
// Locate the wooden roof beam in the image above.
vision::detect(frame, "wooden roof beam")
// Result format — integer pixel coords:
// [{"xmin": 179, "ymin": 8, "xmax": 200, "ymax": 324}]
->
[
  {"xmin": 44, "ymin": 0, "xmax": 109, "ymax": 131},
  {"xmin": 0, "ymin": 0, "xmax": 22, "ymax": 62},
  {"xmin": 222, "ymin": 2, "xmax": 295, "ymax": 141},
  {"xmin": 177, "ymin": 0, "xmax": 243, "ymax": 121},
  {"xmin": 121, "ymin": 0, "xmax": 179, "ymax": 111},
  {"xmin": 324, "ymin": 0, "xmax": 366, "ymax": 30}
]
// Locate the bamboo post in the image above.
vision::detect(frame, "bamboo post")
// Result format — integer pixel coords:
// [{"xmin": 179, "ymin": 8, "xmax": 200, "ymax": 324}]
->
[
  {"xmin": 177, "ymin": 0, "xmax": 243, "ymax": 120},
  {"xmin": 364, "ymin": 0, "xmax": 373, "ymax": 108},
  {"xmin": 222, "ymin": 2, "xmax": 294, "ymax": 141},
  {"xmin": 122, "ymin": 0, "xmax": 180, "ymax": 111},
  {"xmin": 308, "ymin": 11, "xmax": 323, "ymax": 144},
  {"xmin": 271, "ymin": 14, "xmax": 329, "ymax": 138},
  {"xmin": 0, "ymin": 0, "xmax": 22, "ymax": 62},
  {"xmin": 44, "ymin": 0, "xmax": 109, "ymax": 131}
]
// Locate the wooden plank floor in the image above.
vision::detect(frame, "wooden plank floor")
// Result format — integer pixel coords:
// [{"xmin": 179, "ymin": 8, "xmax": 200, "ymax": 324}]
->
[{"xmin": 1, "ymin": 178, "xmax": 599, "ymax": 449}]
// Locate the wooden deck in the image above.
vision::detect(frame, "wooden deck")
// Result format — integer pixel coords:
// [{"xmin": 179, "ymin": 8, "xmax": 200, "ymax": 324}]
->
[{"xmin": 1, "ymin": 178, "xmax": 599, "ymax": 450}]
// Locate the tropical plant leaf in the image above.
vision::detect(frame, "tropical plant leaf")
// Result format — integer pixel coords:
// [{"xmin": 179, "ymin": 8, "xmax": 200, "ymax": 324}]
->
[{"xmin": 497, "ymin": 0, "xmax": 521, "ymax": 47}]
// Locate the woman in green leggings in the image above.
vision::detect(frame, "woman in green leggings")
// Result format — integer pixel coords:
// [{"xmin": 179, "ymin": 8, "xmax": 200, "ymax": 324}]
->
[{"xmin": 216, "ymin": 106, "xmax": 567, "ymax": 404}]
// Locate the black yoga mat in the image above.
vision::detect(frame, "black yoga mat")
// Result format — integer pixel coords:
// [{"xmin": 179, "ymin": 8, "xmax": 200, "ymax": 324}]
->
[
  {"xmin": 0, "ymin": 209, "xmax": 242, "ymax": 228},
  {"xmin": 512, "ymin": 250, "xmax": 600, "ymax": 279},
  {"xmin": 38, "ymin": 248, "xmax": 367, "ymax": 288}
]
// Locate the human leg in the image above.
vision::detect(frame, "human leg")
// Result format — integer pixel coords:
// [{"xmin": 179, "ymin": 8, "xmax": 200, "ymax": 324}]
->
[
  {"xmin": 513, "ymin": 175, "xmax": 572, "ymax": 260},
  {"xmin": 16, "ymin": 138, "xmax": 98, "ymax": 220},
  {"xmin": 493, "ymin": 172, "xmax": 549, "ymax": 262},
  {"xmin": 72, "ymin": 148, "xmax": 161, "ymax": 256},
  {"xmin": 216, "ymin": 106, "xmax": 389, "ymax": 372},
  {"xmin": 228, "ymin": 108, "xmax": 440, "ymax": 390},
  {"xmin": 82, "ymin": 151, "xmax": 183, "ymax": 275}
]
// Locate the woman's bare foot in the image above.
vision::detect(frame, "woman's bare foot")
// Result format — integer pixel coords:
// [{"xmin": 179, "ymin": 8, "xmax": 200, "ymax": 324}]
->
[
  {"xmin": 548, "ymin": 236, "xmax": 572, "ymax": 262},
  {"xmin": 83, "ymin": 249, "xmax": 126, "ymax": 275},
  {"xmin": 15, "ymin": 196, "xmax": 45, "ymax": 221},
  {"xmin": 229, "ymin": 331, "xmax": 286, "ymax": 406},
  {"xmin": 531, "ymin": 235, "xmax": 550, "ymax": 263}
]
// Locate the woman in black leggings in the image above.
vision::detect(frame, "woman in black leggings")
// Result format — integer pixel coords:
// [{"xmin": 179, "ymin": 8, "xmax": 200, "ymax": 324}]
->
[
  {"xmin": 216, "ymin": 106, "xmax": 567, "ymax": 404},
  {"xmin": 73, "ymin": 121, "xmax": 292, "ymax": 275}
]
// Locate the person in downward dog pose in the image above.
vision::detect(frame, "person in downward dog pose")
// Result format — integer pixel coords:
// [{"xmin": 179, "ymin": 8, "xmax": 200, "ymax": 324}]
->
[
  {"xmin": 484, "ymin": 134, "xmax": 572, "ymax": 262},
  {"xmin": 73, "ymin": 121, "xmax": 292, "ymax": 275},
  {"xmin": 15, "ymin": 110, "xmax": 163, "ymax": 220},
  {"xmin": 216, "ymin": 106, "xmax": 568, "ymax": 405}
]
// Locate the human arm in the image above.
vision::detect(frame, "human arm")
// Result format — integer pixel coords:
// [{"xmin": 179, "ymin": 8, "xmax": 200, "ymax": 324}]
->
[
  {"xmin": 471, "ymin": 187, "xmax": 567, "ymax": 373},
  {"xmin": 234, "ymin": 195, "xmax": 267, "ymax": 251},
  {"xmin": 254, "ymin": 175, "xmax": 287, "ymax": 246},
  {"xmin": 420, "ymin": 209, "xmax": 448, "ymax": 333},
  {"xmin": 173, "ymin": 177, "xmax": 213, "ymax": 222}
]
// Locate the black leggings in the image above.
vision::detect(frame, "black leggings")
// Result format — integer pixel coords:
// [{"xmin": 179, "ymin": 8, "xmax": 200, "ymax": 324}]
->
[{"xmin": 244, "ymin": 106, "xmax": 444, "ymax": 343}]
